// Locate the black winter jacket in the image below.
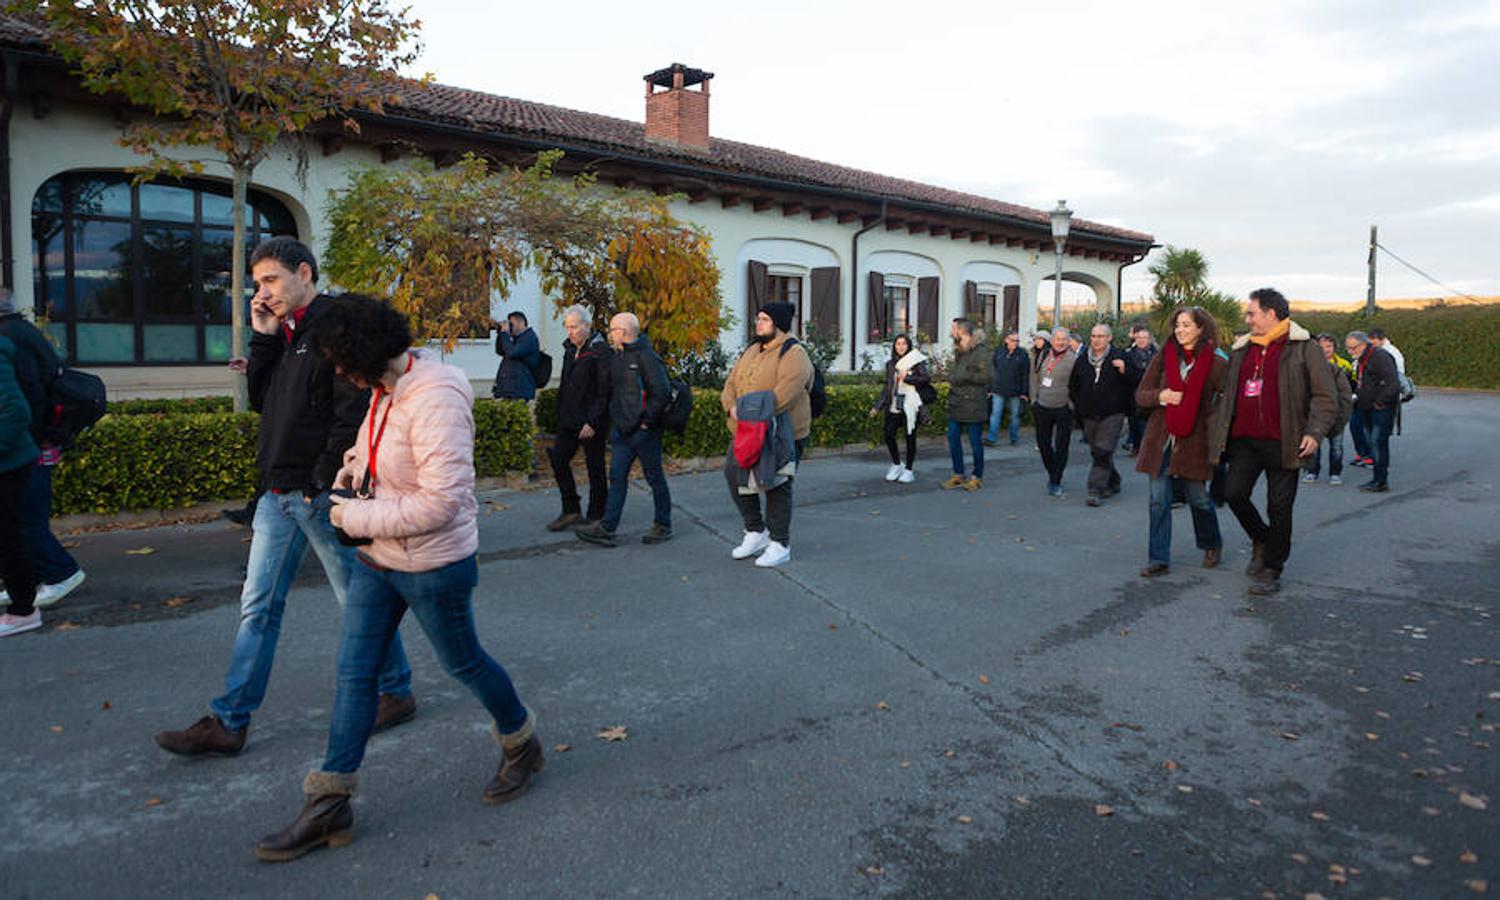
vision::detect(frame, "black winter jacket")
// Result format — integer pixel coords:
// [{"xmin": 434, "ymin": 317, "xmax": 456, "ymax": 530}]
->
[
  {"xmin": 1068, "ymin": 347, "xmax": 1133, "ymax": 419},
  {"xmin": 556, "ymin": 332, "xmax": 611, "ymax": 434},
  {"xmin": 0, "ymin": 312, "xmax": 61, "ymax": 441},
  {"xmin": 246, "ymin": 295, "xmax": 369, "ymax": 493},
  {"xmin": 1353, "ymin": 346, "xmax": 1400, "ymax": 411},
  {"xmin": 608, "ymin": 334, "xmax": 669, "ymax": 437},
  {"xmin": 1123, "ymin": 344, "xmax": 1157, "ymax": 390},
  {"xmin": 989, "ymin": 346, "xmax": 1030, "ymax": 396}
]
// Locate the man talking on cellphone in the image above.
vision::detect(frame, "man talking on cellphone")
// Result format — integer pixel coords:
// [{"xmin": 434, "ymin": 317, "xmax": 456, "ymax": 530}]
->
[{"xmin": 155, "ymin": 237, "xmax": 417, "ymax": 757}]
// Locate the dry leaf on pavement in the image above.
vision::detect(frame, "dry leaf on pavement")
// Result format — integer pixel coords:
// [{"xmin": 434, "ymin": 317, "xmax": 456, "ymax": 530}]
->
[
  {"xmin": 552, "ymin": 744, "xmax": 571, "ymax": 753},
  {"xmin": 1460, "ymin": 850, "xmax": 1479, "ymax": 864},
  {"xmin": 125, "ymin": 546, "xmax": 157, "ymax": 556},
  {"xmin": 1465, "ymin": 880, "xmax": 1488, "ymax": 894},
  {"xmin": 1162, "ymin": 759, "xmax": 1179, "ymax": 771},
  {"xmin": 1310, "ymin": 811, "xmax": 1331, "ymax": 821},
  {"xmin": 1412, "ymin": 855, "xmax": 1433, "ymax": 867},
  {"xmin": 145, "ymin": 797, "xmax": 163, "ymax": 807},
  {"xmin": 1458, "ymin": 792, "xmax": 1488, "ymax": 810},
  {"xmin": 978, "ymin": 675, "xmax": 990, "ymax": 685},
  {"xmin": 162, "ymin": 597, "xmax": 193, "ymax": 608},
  {"xmin": 48, "ymin": 725, "xmax": 63, "ymax": 733},
  {"xmin": 875, "ymin": 701, "xmax": 891, "ymax": 711},
  {"xmin": 955, "ymin": 815, "xmax": 972, "ymax": 825},
  {"xmin": 1094, "ymin": 804, "xmax": 1114, "ymax": 817},
  {"xmin": 55, "ymin": 622, "xmax": 81, "ymax": 631},
  {"xmin": 596, "ymin": 725, "xmax": 628, "ymax": 742}
]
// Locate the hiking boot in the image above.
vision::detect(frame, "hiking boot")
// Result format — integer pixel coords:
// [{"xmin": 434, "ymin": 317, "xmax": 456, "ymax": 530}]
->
[
  {"xmin": 963, "ymin": 476, "xmax": 983, "ymax": 492},
  {"xmin": 642, "ymin": 523, "xmax": 673, "ymax": 544},
  {"xmin": 255, "ymin": 773, "xmax": 356, "ymax": 862},
  {"xmin": 941, "ymin": 475, "xmax": 967, "ymax": 490},
  {"xmin": 1203, "ymin": 547, "xmax": 1221, "ymax": 569},
  {"xmin": 154, "ymin": 714, "xmax": 247, "ymax": 757},
  {"xmin": 484, "ymin": 729, "xmax": 545, "ymax": 805},
  {"xmin": 575, "ymin": 523, "xmax": 617, "ymax": 547},
  {"xmin": 546, "ymin": 512, "xmax": 581, "ymax": 532},
  {"xmin": 372, "ymin": 693, "xmax": 417, "ymax": 733},
  {"xmin": 1247, "ymin": 571, "xmax": 1282, "ymax": 596},
  {"xmin": 1140, "ymin": 563, "xmax": 1170, "ymax": 578},
  {"xmin": 1245, "ymin": 542, "xmax": 1266, "ymax": 577}
]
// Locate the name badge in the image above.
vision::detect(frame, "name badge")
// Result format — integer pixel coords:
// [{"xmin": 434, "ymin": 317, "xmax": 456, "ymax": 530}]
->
[
  {"xmin": 1041, "ymin": 377, "xmax": 1054, "ymax": 388},
  {"xmin": 1243, "ymin": 378, "xmax": 1263, "ymax": 398}
]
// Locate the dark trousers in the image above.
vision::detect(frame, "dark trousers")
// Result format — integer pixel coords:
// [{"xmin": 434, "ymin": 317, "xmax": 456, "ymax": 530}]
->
[
  {"xmin": 1224, "ymin": 438, "xmax": 1300, "ymax": 575},
  {"xmin": 1126, "ymin": 409, "xmax": 1148, "ymax": 451},
  {"xmin": 1081, "ymin": 414, "xmax": 1125, "ymax": 495},
  {"xmin": 1348, "ymin": 409, "xmax": 1370, "ymax": 459},
  {"xmin": 1304, "ymin": 427, "xmax": 1344, "ymax": 478},
  {"xmin": 883, "ymin": 412, "xmax": 917, "ymax": 468},
  {"xmin": 601, "ymin": 427, "xmax": 671, "ymax": 532},
  {"xmin": 1033, "ymin": 404, "xmax": 1072, "ymax": 486},
  {"xmin": 1363, "ymin": 406, "xmax": 1395, "ymax": 484},
  {"xmin": 549, "ymin": 428, "xmax": 608, "ymax": 519},
  {"xmin": 728, "ymin": 439, "xmax": 805, "ymax": 545},
  {"xmin": 0, "ymin": 464, "xmax": 40, "ymax": 616},
  {"xmin": 21, "ymin": 463, "xmax": 81, "ymax": 584}
]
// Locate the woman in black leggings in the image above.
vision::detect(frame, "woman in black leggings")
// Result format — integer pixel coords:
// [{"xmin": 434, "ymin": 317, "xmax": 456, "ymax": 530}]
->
[{"xmin": 870, "ymin": 334, "xmax": 931, "ymax": 484}]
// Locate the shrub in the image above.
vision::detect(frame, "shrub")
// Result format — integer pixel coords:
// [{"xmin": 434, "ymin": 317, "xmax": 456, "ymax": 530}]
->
[
  {"xmin": 473, "ymin": 399, "xmax": 537, "ymax": 476},
  {"xmin": 1292, "ymin": 304, "xmax": 1500, "ymax": 390},
  {"xmin": 109, "ymin": 396, "xmax": 234, "ymax": 415}
]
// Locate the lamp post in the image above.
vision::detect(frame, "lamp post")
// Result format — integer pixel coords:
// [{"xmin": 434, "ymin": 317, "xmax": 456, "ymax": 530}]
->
[{"xmin": 1049, "ymin": 200, "xmax": 1072, "ymax": 328}]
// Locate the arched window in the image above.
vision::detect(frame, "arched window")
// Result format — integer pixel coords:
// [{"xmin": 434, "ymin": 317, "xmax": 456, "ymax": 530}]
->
[{"xmin": 31, "ymin": 172, "xmax": 297, "ymax": 364}]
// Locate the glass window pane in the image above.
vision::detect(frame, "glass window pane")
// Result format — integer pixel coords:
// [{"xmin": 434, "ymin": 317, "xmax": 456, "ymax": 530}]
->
[
  {"xmin": 203, "ymin": 324, "xmax": 235, "ymax": 362},
  {"xmin": 32, "ymin": 222, "xmax": 68, "ymax": 318},
  {"xmin": 141, "ymin": 226, "xmax": 195, "ymax": 316},
  {"xmin": 139, "ymin": 182, "xmax": 196, "ymax": 223},
  {"xmin": 202, "ymin": 191, "xmax": 235, "ymax": 227},
  {"xmin": 75, "ymin": 322, "xmax": 135, "ymax": 362},
  {"xmin": 143, "ymin": 324, "xmax": 197, "ymax": 361},
  {"xmin": 250, "ymin": 192, "xmax": 297, "ymax": 236},
  {"xmin": 32, "ymin": 178, "xmax": 64, "ymax": 213},
  {"xmin": 81, "ymin": 177, "xmax": 132, "ymax": 218},
  {"xmin": 43, "ymin": 323, "xmax": 69, "ymax": 361},
  {"xmin": 72, "ymin": 219, "xmax": 134, "ymax": 318},
  {"xmin": 202, "ymin": 229, "xmax": 253, "ymax": 324}
]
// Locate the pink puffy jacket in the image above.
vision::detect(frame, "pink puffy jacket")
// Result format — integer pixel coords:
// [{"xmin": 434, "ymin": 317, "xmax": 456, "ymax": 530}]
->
[{"xmin": 335, "ymin": 350, "xmax": 479, "ymax": 572}]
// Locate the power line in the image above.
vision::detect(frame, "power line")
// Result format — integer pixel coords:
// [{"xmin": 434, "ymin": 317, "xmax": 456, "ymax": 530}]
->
[{"xmin": 1374, "ymin": 241, "xmax": 1483, "ymax": 302}]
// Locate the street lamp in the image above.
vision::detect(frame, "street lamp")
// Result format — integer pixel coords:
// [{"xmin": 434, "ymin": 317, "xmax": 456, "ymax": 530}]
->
[{"xmin": 1049, "ymin": 200, "xmax": 1072, "ymax": 327}]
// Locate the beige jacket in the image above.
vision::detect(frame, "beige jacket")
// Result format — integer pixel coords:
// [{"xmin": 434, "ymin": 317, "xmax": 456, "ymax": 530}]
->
[
  {"xmin": 720, "ymin": 332, "xmax": 815, "ymax": 440},
  {"xmin": 336, "ymin": 350, "xmax": 479, "ymax": 572}
]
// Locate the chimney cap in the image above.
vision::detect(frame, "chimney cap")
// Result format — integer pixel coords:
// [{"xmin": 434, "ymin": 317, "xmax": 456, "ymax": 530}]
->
[{"xmin": 644, "ymin": 63, "xmax": 713, "ymax": 89}]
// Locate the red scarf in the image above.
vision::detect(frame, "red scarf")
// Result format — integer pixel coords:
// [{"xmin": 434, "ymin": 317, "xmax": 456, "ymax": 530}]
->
[{"xmin": 1164, "ymin": 338, "xmax": 1214, "ymax": 437}]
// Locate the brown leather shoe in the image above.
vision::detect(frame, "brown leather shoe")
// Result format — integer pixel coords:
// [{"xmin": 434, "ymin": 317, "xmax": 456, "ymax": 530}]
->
[
  {"xmin": 546, "ymin": 512, "xmax": 581, "ymax": 532},
  {"xmin": 483, "ymin": 735, "xmax": 546, "ymax": 805},
  {"xmin": 1247, "ymin": 570, "xmax": 1282, "ymax": 596},
  {"xmin": 154, "ymin": 714, "xmax": 247, "ymax": 756},
  {"xmin": 1245, "ymin": 541, "xmax": 1266, "ymax": 576},
  {"xmin": 1203, "ymin": 548, "xmax": 1221, "ymax": 569},
  {"xmin": 373, "ymin": 693, "xmax": 417, "ymax": 733},
  {"xmin": 1139, "ymin": 563, "xmax": 1170, "ymax": 577},
  {"xmin": 255, "ymin": 794, "xmax": 354, "ymax": 862}
]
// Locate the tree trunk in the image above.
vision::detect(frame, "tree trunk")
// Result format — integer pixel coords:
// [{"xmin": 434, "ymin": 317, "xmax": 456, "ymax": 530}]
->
[{"xmin": 231, "ymin": 166, "xmax": 249, "ymax": 413}]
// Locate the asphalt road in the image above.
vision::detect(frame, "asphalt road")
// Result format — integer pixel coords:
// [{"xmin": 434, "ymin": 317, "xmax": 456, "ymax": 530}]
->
[{"xmin": 2, "ymin": 391, "xmax": 1497, "ymax": 898}]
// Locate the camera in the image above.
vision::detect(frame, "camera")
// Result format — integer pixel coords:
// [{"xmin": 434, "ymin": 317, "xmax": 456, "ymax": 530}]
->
[{"xmin": 331, "ymin": 486, "xmax": 373, "ymax": 547}]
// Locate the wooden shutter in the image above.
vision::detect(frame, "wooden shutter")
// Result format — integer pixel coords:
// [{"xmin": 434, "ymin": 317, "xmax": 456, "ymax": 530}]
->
[
  {"xmin": 867, "ymin": 271, "xmax": 885, "ymax": 341},
  {"xmin": 809, "ymin": 267, "xmax": 840, "ymax": 342},
  {"xmin": 746, "ymin": 260, "xmax": 768, "ymax": 341},
  {"xmin": 1003, "ymin": 285, "xmax": 1020, "ymax": 333},
  {"xmin": 917, "ymin": 277, "xmax": 940, "ymax": 342},
  {"xmin": 963, "ymin": 280, "xmax": 978, "ymax": 320}
]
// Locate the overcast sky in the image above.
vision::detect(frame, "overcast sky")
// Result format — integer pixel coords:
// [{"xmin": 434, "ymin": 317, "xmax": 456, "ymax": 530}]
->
[{"xmin": 408, "ymin": 0, "xmax": 1498, "ymax": 307}]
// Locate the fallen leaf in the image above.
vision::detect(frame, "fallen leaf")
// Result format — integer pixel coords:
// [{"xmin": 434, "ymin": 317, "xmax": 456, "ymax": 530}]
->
[
  {"xmin": 125, "ymin": 546, "xmax": 157, "ymax": 556},
  {"xmin": 978, "ymin": 675, "xmax": 990, "ymax": 685},
  {"xmin": 1291, "ymin": 853, "xmax": 1310, "ymax": 864},
  {"xmin": 1013, "ymin": 795, "xmax": 1030, "ymax": 806},
  {"xmin": 61, "ymin": 540, "xmax": 81, "ymax": 549},
  {"xmin": 1460, "ymin": 850, "xmax": 1479, "ymax": 864},
  {"xmin": 1119, "ymin": 629, "xmax": 1130, "ymax": 636},
  {"xmin": 1111, "ymin": 721, "xmax": 1144, "ymax": 732},
  {"xmin": 100, "ymin": 701, "xmax": 111, "ymax": 710},
  {"xmin": 1412, "ymin": 855, "xmax": 1433, "ymax": 867},
  {"xmin": 1094, "ymin": 804, "xmax": 1114, "ymax": 817},
  {"xmin": 1176, "ymin": 784, "xmax": 1194, "ymax": 794},
  {"xmin": 552, "ymin": 743, "xmax": 571, "ymax": 753},
  {"xmin": 875, "ymin": 701, "xmax": 891, "ymax": 711},
  {"xmin": 48, "ymin": 725, "xmax": 63, "ymax": 733},
  {"xmin": 1365, "ymin": 732, "xmax": 1380, "ymax": 741},
  {"xmin": 55, "ymin": 622, "xmax": 81, "ymax": 631},
  {"xmin": 955, "ymin": 815, "xmax": 972, "ymax": 825},
  {"xmin": 1458, "ymin": 792, "xmax": 1488, "ymax": 811},
  {"xmin": 827, "ymin": 623, "xmax": 837, "ymax": 630},
  {"xmin": 1305, "ymin": 892, "xmax": 1327, "ymax": 900},
  {"xmin": 596, "ymin": 725, "xmax": 628, "ymax": 742},
  {"xmin": 1279, "ymin": 731, "xmax": 1301, "ymax": 741},
  {"xmin": 162, "ymin": 596, "xmax": 193, "ymax": 608},
  {"xmin": 864, "ymin": 866, "xmax": 884, "ymax": 877},
  {"xmin": 1464, "ymin": 879, "xmax": 1488, "ymax": 893},
  {"xmin": 1422, "ymin": 806, "xmax": 1441, "ymax": 816},
  {"xmin": 144, "ymin": 797, "xmax": 163, "ymax": 807},
  {"xmin": 1162, "ymin": 759, "xmax": 1179, "ymax": 771},
  {"xmin": 1328, "ymin": 874, "xmax": 1348, "ymax": 886},
  {"xmin": 899, "ymin": 760, "xmax": 911, "ymax": 769},
  {"xmin": 1328, "ymin": 864, "xmax": 1345, "ymax": 874},
  {"xmin": 425, "ymin": 894, "xmax": 440, "ymax": 900},
  {"xmin": 1404, "ymin": 671, "xmax": 1424, "ymax": 682},
  {"xmin": 1355, "ymin": 686, "xmax": 1371, "ymax": 693},
  {"xmin": 1310, "ymin": 811, "xmax": 1331, "ymax": 821},
  {"xmin": 1376, "ymin": 710, "xmax": 1391, "ymax": 720},
  {"xmin": 944, "ymin": 750, "xmax": 956, "ymax": 758}
]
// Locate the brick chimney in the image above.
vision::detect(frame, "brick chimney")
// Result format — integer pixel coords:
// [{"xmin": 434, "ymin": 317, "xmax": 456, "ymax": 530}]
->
[{"xmin": 644, "ymin": 63, "xmax": 713, "ymax": 151}]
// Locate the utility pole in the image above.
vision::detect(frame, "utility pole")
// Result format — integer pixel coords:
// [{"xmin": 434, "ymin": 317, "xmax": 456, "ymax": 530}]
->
[{"xmin": 1366, "ymin": 225, "xmax": 1377, "ymax": 315}]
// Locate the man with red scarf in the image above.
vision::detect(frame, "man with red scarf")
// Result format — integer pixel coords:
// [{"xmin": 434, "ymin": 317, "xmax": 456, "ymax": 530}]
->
[{"xmin": 1208, "ymin": 288, "xmax": 1337, "ymax": 596}]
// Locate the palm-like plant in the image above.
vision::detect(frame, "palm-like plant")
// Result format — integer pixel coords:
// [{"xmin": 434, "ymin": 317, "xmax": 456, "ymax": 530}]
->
[{"xmin": 1144, "ymin": 246, "xmax": 1245, "ymax": 345}]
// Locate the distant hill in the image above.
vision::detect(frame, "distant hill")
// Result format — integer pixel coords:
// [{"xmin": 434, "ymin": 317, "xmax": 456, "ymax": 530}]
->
[{"xmin": 1290, "ymin": 295, "xmax": 1500, "ymax": 311}]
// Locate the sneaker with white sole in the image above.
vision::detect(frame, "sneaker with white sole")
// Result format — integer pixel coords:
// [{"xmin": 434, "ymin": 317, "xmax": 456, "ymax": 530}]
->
[
  {"xmin": 0, "ymin": 610, "xmax": 42, "ymax": 637},
  {"xmin": 1301, "ymin": 472, "xmax": 1317, "ymax": 484},
  {"xmin": 884, "ymin": 463, "xmax": 903, "ymax": 482},
  {"xmin": 35, "ymin": 569, "xmax": 86, "ymax": 608},
  {"xmin": 755, "ymin": 540, "xmax": 791, "ymax": 568},
  {"xmin": 731, "ymin": 529, "xmax": 771, "ymax": 559},
  {"xmin": 897, "ymin": 467, "xmax": 915, "ymax": 484}
]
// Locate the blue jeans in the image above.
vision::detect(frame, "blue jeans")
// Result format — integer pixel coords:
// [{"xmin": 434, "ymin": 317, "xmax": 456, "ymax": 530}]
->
[
  {"xmin": 21, "ymin": 462, "xmax": 80, "ymax": 584},
  {"xmin": 1348, "ymin": 408, "xmax": 1369, "ymax": 459},
  {"xmin": 211, "ymin": 491, "xmax": 412, "ymax": 731},
  {"xmin": 1305, "ymin": 427, "xmax": 1344, "ymax": 477},
  {"xmin": 1148, "ymin": 445, "xmax": 1221, "ymax": 566},
  {"xmin": 947, "ymin": 419, "xmax": 984, "ymax": 478},
  {"xmin": 1364, "ymin": 406, "xmax": 1395, "ymax": 484},
  {"xmin": 986, "ymin": 395, "xmax": 1022, "ymax": 444},
  {"xmin": 602, "ymin": 427, "xmax": 671, "ymax": 532},
  {"xmin": 322, "ymin": 554, "xmax": 529, "ymax": 774}
]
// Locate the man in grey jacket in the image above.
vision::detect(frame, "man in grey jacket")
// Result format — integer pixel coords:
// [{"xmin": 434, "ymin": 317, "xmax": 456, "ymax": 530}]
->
[{"xmin": 1031, "ymin": 327, "xmax": 1078, "ymax": 497}]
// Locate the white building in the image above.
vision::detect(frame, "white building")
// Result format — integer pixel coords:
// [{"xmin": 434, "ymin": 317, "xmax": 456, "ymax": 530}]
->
[{"xmin": 0, "ymin": 19, "xmax": 1154, "ymax": 397}]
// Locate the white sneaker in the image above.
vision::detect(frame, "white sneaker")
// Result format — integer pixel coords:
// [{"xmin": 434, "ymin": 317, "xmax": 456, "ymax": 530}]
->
[
  {"xmin": 884, "ymin": 463, "xmax": 903, "ymax": 482},
  {"xmin": 0, "ymin": 610, "xmax": 42, "ymax": 637},
  {"xmin": 35, "ymin": 569, "xmax": 86, "ymax": 608},
  {"xmin": 755, "ymin": 541, "xmax": 792, "ymax": 568},
  {"xmin": 897, "ymin": 467, "xmax": 915, "ymax": 484},
  {"xmin": 731, "ymin": 530, "xmax": 771, "ymax": 560}
]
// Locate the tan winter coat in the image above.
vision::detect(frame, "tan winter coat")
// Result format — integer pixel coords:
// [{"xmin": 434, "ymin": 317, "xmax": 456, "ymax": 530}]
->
[{"xmin": 721, "ymin": 332, "xmax": 815, "ymax": 440}]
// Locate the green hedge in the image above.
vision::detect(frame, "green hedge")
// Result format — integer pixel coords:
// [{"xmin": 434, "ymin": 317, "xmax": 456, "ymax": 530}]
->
[
  {"xmin": 1292, "ymin": 304, "xmax": 1500, "ymax": 390},
  {"xmin": 473, "ymin": 399, "xmax": 536, "ymax": 476},
  {"xmin": 109, "ymin": 396, "xmax": 235, "ymax": 415}
]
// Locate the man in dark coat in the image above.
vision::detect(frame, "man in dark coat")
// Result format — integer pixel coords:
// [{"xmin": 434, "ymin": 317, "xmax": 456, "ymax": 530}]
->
[
  {"xmin": 493, "ymin": 311, "xmax": 541, "ymax": 400},
  {"xmin": 985, "ymin": 330, "xmax": 1029, "ymax": 446},
  {"xmin": 546, "ymin": 305, "xmax": 611, "ymax": 531},
  {"xmin": 1344, "ymin": 330, "xmax": 1400, "ymax": 493},
  {"xmin": 1122, "ymin": 324, "xmax": 1157, "ymax": 454},
  {"xmin": 1068, "ymin": 323, "xmax": 1133, "ymax": 506}
]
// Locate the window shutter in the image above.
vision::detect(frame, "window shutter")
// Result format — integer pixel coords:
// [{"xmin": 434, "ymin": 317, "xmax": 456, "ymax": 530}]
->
[
  {"xmin": 1003, "ymin": 285, "xmax": 1020, "ymax": 333},
  {"xmin": 917, "ymin": 277, "xmax": 940, "ymax": 342},
  {"xmin": 963, "ymin": 280, "xmax": 978, "ymax": 320},
  {"xmin": 809, "ymin": 267, "xmax": 840, "ymax": 342},
  {"xmin": 867, "ymin": 271, "xmax": 885, "ymax": 342},
  {"xmin": 746, "ymin": 260, "xmax": 768, "ymax": 341}
]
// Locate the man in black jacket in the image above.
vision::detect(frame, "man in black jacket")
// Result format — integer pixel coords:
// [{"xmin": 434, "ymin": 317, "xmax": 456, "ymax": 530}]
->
[
  {"xmin": 546, "ymin": 304, "xmax": 611, "ymax": 531},
  {"xmin": 1344, "ymin": 330, "xmax": 1400, "ymax": 492},
  {"xmin": 1122, "ymin": 324, "xmax": 1157, "ymax": 454},
  {"xmin": 577, "ymin": 312, "xmax": 672, "ymax": 547},
  {"xmin": 1069, "ymin": 324, "xmax": 1133, "ymax": 506},
  {"xmin": 985, "ymin": 331, "xmax": 1030, "ymax": 446},
  {"xmin": 0, "ymin": 288, "xmax": 85, "ymax": 610},
  {"xmin": 155, "ymin": 238, "xmax": 415, "ymax": 757}
]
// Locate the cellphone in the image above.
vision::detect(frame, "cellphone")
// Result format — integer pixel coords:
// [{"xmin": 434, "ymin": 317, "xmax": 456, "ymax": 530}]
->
[{"xmin": 330, "ymin": 487, "xmax": 373, "ymax": 546}]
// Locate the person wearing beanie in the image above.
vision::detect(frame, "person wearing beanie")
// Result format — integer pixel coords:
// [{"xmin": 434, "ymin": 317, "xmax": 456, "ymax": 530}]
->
[{"xmin": 720, "ymin": 302, "xmax": 815, "ymax": 568}]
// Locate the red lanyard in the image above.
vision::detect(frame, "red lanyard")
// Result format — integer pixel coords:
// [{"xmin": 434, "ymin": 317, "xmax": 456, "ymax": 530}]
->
[
  {"xmin": 366, "ymin": 353, "xmax": 413, "ymax": 490},
  {"xmin": 1249, "ymin": 344, "xmax": 1269, "ymax": 383},
  {"xmin": 1045, "ymin": 351, "xmax": 1062, "ymax": 375},
  {"xmin": 1355, "ymin": 351, "xmax": 1369, "ymax": 385}
]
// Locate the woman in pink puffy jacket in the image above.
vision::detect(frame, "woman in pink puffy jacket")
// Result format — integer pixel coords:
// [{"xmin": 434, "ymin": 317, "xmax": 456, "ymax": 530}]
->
[{"xmin": 255, "ymin": 295, "xmax": 542, "ymax": 863}]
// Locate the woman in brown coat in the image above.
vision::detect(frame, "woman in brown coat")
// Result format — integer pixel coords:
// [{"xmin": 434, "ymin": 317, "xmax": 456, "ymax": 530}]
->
[{"xmin": 1135, "ymin": 307, "xmax": 1227, "ymax": 577}]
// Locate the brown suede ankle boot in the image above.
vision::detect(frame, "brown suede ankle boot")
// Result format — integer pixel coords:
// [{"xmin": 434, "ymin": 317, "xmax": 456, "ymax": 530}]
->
[
  {"xmin": 483, "ymin": 715, "xmax": 544, "ymax": 805},
  {"xmin": 255, "ymin": 772, "xmax": 357, "ymax": 862}
]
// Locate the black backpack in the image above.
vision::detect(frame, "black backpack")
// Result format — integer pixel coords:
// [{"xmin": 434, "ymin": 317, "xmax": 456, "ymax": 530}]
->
[
  {"xmin": 659, "ymin": 378, "xmax": 694, "ymax": 433},
  {"xmin": 531, "ymin": 350, "xmax": 553, "ymax": 388},
  {"xmin": 779, "ymin": 338, "xmax": 827, "ymax": 419},
  {"xmin": 46, "ymin": 368, "xmax": 108, "ymax": 449}
]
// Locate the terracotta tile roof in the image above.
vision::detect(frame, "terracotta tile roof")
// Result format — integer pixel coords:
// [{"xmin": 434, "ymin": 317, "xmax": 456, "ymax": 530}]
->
[{"xmin": 0, "ymin": 13, "xmax": 1151, "ymax": 245}]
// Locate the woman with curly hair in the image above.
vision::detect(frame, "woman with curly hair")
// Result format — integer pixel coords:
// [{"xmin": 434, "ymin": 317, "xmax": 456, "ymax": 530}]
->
[{"xmin": 255, "ymin": 294, "xmax": 542, "ymax": 862}]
